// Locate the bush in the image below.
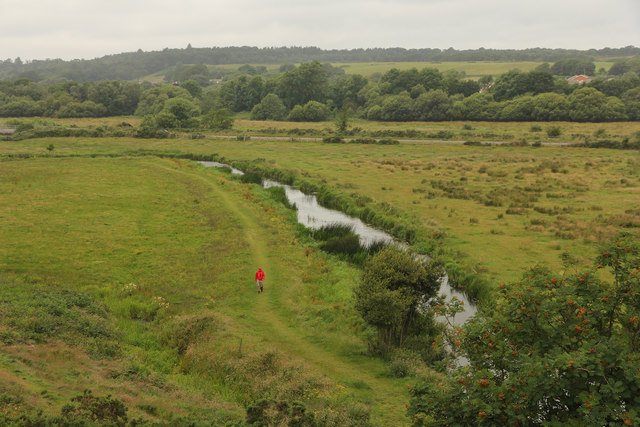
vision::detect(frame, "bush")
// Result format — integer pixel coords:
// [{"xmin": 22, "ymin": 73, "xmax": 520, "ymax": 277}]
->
[
  {"xmin": 546, "ymin": 125, "xmax": 562, "ymax": 137},
  {"xmin": 61, "ymin": 390, "xmax": 128, "ymax": 424},
  {"xmin": 354, "ymin": 246, "xmax": 443, "ymax": 349},
  {"xmin": 409, "ymin": 234, "xmax": 640, "ymax": 426},
  {"xmin": 322, "ymin": 136, "xmax": 345, "ymax": 143}
]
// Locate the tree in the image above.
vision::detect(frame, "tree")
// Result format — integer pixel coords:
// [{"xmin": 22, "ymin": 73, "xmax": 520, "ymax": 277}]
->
[
  {"xmin": 380, "ymin": 94, "xmax": 415, "ymax": 121},
  {"xmin": 450, "ymin": 93, "xmax": 498, "ymax": 121},
  {"xmin": 56, "ymin": 100, "xmax": 107, "ymax": 118},
  {"xmin": 491, "ymin": 70, "xmax": 555, "ymax": 101},
  {"xmin": 354, "ymin": 246, "xmax": 443, "ymax": 349},
  {"xmin": 134, "ymin": 85, "xmax": 193, "ymax": 116},
  {"xmin": 551, "ymin": 58, "xmax": 596, "ymax": 76},
  {"xmin": 622, "ymin": 87, "xmax": 640, "ymax": 120},
  {"xmin": 201, "ymin": 108, "xmax": 233, "ymax": 130},
  {"xmin": 250, "ymin": 93, "xmax": 287, "ymax": 120},
  {"xmin": 287, "ymin": 105, "xmax": 305, "ymax": 122},
  {"xmin": 160, "ymin": 97, "xmax": 200, "ymax": 127},
  {"xmin": 330, "ymin": 74, "xmax": 368, "ymax": 108},
  {"xmin": 408, "ymin": 234, "xmax": 640, "ymax": 426},
  {"xmin": 499, "ymin": 96, "xmax": 535, "ymax": 121},
  {"xmin": 413, "ymin": 89, "xmax": 452, "ymax": 121},
  {"xmin": 568, "ymin": 87, "xmax": 626, "ymax": 122},
  {"xmin": 334, "ymin": 104, "xmax": 352, "ymax": 133},
  {"xmin": 276, "ymin": 60, "xmax": 328, "ymax": 108},
  {"xmin": 532, "ymin": 92, "xmax": 569, "ymax": 121},
  {"xmin": 302, "ymin": 100, "xmax": 329, "ymax": 122},
  {"xmin": 180, "ymin": 79, "xmax": 203, "ymax": 99}
]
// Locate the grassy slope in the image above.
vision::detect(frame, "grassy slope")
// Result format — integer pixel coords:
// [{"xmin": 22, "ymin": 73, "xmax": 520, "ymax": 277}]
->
[{"xmin": 0, "ymin": 156, "xmax": 413, "ymax": 424}]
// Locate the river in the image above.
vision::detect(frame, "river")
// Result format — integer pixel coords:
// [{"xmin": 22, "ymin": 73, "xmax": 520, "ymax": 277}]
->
[{"xmin": 197, "ymin": 160, "xmax": 477, "ymax": 326}]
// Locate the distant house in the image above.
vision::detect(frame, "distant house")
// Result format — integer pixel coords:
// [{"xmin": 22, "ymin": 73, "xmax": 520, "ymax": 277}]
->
[{"xmin": 567, "ymin": 75, "xmax": 591, "ymax": 85}]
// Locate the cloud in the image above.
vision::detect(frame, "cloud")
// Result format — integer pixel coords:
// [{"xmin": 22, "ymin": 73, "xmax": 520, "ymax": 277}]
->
[{"xmin": 1, "ymin": 0, "xmax": 638, "ymax": 60}]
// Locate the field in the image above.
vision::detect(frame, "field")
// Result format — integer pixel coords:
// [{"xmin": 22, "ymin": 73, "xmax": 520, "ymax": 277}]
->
[
  {"xmin": 2, "ymin": 124, "xmax": 639, "ymax": 282},
  {"xmin": 0, "ymin": 156, "xmax": 419, "ymax": 424},
  {"xmin": 1, "ymin": 121, "xmax": 639, "ymax": 423},
  {"xmin": 230, "ymin": 119, "xmax": 640, "ymax": 144}
]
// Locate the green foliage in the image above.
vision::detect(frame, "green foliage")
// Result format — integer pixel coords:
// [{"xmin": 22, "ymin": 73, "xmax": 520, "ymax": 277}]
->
[
  {"xmin": 61, "ymin": 390, "xmax": 128, "ymax": 425},
  {"xmin": 250, "ymin": 93, "xmax": 287, "ymax": 120},
  {"xmin": 568, "ymin": 87, "xmax": 627, "ymax": 122},
  {"xmin": 277, "ymin": 60, "xmax": 328, "ymax": 109},
  {"xmin": 135, "ymin": 114, "xmax": 168, "ymax": 138},
  {"xmin": 180, "ymin": 79, "xmax": 203, "ymax": 98},
  {"xmin": 246, "ymin": 399, "xmax": 315, "ymax": 426},
  {"xmin": 161, "ymin": 314, "xmax": 217, "ymax": 355},
  {"xmin": 1, "ymin": 390, "xmax": 132, "ymax": 426},
  {"xmin": 623, "ymin": 86, "xmax": 640, "ymax": 120},
  {"xmin": 160, "ymin": 97, "xmax": 201, "ymax": 128},
  {"xmin": 413, "ymin": 89, "xmax": 452, "ymax": 121},
  {"xmin": 551, "ymin": 58, "xmax": 596, "ymax": 76},
  {"xmin": 409, "ymin": 234, "xmax": 640, "ymax": 426},
  {"xmin": 288, "ymin": 101, "xmax": 330, "ymax": 122},
  {"xmin": 201, "ymin": 107, "xmax": 234, "ymax": 130},
  {"xmin": 266, "ymin": 185, "xmax": 295, "ymax": 210},
  {"xmin": 354, "ymin": 246, "xmax": 443, "ymax": 349},
  {"xmin": 0, "ymin": 277, "xmax": 115, "ymax": 347},
  {"xmin": 491, "ymin": 69, "xmax": 555, "ymax": 101},
  {"xmin": 546, "ymin": 125, "xmax": 562, "ymax": 137}
]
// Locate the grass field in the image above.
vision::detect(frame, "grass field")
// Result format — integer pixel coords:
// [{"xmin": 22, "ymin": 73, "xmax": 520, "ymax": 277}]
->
[
  {"xmin": 2, "ymin": 130, "xmax": 638, "ymax": 283},
  {"xmin": 1, "ymin": 120, "xmax": 638, "ymax": 423},
  {"xmin": 7, "ymin": 116, "xmax": 640, "ymax": 145},
  {"xmin": 0, "ymin": 156, "xmax": 422, "ymax": 424},
  {"xmin": 230, "ymin": 119, "xmax": 640, "ymax": 144}
]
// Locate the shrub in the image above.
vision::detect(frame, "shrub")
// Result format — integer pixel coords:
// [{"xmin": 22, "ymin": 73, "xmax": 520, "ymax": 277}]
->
[
  {"xmin": 61, "ymin": 390, "xmax": 128, "ymax": 424},
  {"xmin": 546, "ymin": 125, "xmax": 562, "ymax": 137},
  {"xmin": 354, "ymin": 246, "xmax": 443, "ymax": 349},
  {"xmin": 322, "ymin": 136, "xmax": 345, "ymax": 143},
  {"xmin": 409, "ymin": 235, "xmax": 640, "ymax": 426}
]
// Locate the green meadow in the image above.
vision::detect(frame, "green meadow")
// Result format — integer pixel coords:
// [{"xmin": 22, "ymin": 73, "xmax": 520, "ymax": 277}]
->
[
  {"xmin": 0, "ymin": 155, "xmax": 422, "ymax": 424},
  {"xmin": 1, "ymin": 122, "xmax": 639, "ymax": 423}
]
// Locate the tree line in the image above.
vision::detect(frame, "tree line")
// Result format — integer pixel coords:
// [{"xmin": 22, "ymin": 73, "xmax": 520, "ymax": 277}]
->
[
  {"xmin": 1, "ymin": 45, "xmax": 638, "ymax": 82},
  {"xmin": 1, "ymin": 59, "xmax": 640, "ymax": 123}
]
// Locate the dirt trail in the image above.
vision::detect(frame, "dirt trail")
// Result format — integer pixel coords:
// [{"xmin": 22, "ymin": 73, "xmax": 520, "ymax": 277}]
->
[{"xmin": 160, "ymin": 162, "xmax": 409, "ymax": 425}]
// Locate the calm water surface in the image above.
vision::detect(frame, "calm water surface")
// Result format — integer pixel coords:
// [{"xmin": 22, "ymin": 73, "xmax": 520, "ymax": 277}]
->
[{"xmin": 198, "ymin": 161, "xmax": 477, "ymax": 325}]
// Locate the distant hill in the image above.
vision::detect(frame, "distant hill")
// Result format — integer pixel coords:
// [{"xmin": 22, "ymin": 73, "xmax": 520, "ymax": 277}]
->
[{"xmin": 1, "ymin": 45, "xmax": 638, "ymax": 83}]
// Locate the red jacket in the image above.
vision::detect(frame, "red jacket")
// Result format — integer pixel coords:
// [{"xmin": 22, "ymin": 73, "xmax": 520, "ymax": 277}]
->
[{"xmin": 255, "ymin": 269, "xmax": 265, "ymax": 280}]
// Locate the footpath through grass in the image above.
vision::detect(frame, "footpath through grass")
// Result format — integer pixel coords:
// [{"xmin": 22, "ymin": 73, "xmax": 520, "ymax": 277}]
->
[{"xmin": 0, "ymin": 156, "xmax": 414, "ymax": 424}]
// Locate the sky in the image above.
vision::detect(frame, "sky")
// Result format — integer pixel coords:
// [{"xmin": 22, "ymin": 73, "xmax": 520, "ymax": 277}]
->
[{"xmin": 1, "ymin": 0, "xmax": 638, "ymax": 61}]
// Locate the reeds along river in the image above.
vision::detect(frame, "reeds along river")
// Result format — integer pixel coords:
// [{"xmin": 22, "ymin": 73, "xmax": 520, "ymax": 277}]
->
[{"xmin": 198, "ymin": 161, "xmax": 476, "ymax": 326}]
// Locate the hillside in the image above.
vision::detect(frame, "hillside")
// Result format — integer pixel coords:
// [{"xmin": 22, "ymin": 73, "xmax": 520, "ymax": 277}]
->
[{"xmin": 0, "ymin": 156, "xmax": 413, "ymax": 425}]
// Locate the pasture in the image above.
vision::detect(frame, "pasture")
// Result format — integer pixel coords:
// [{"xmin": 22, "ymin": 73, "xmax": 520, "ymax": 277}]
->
[
  {"xmin": 0, "ymin": 156, "xmax": 415, "ymax": 424},
  {"xmin": 2, "ymin": 130, "xmax": 638, "ymax": 283},
  {"xmin": 1, "ymin": 122, "xmax": 638, "ymax": 423}
]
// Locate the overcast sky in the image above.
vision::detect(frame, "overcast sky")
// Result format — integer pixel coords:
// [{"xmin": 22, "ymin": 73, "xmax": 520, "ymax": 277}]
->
[{"xmin": 1, "ymin": 0, "xmax": 638, "ymax": 61}]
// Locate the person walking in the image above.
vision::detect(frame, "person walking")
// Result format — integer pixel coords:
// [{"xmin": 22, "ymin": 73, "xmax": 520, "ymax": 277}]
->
[{"xmin": 255, "ymin": 268, "xmax": 265, "ymax": 293}]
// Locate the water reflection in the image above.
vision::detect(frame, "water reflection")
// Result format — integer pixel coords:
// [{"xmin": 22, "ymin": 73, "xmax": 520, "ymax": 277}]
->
[{"xmin": 198, "ymin": 161, "xmax": 476, "ymax": 325}]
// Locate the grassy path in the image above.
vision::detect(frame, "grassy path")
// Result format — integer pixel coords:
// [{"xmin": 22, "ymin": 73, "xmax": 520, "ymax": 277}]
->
[{"xmin": 162, "ymin": 163, "xmax": 410, "ymax": 425}]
